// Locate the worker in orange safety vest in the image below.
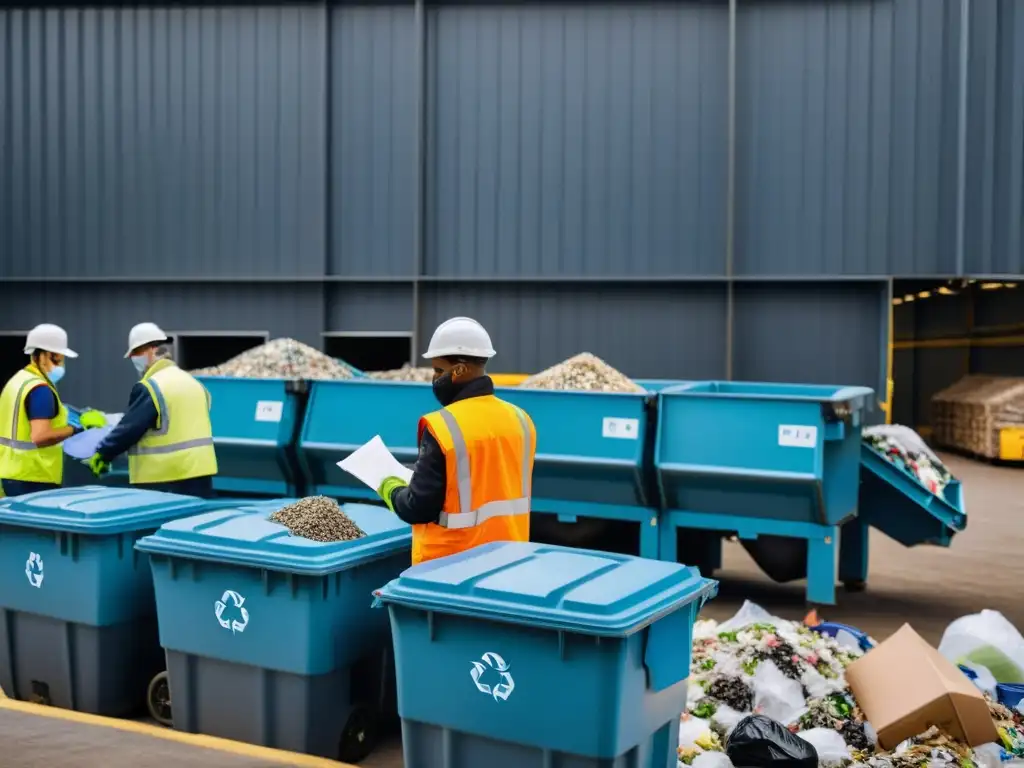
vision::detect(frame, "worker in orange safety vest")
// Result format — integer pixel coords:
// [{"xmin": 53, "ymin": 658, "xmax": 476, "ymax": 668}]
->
[{"xmin": 377, "ymin": 317, "xmax": 536, "ymax": 566}]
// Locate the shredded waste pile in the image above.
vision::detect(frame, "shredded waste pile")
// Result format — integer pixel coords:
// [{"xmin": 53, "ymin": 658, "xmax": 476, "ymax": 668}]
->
[
  {"xmin": 931, "ymin": 375, "xmax": 1024, "ymax": 458},
  {"xmin": 862, "ymin": 425, "xmax": 954, "ymax": 496},
  {"xmin": 518, "ymin": 352, "xmax": 646, "ymax": 393},
  {"xmin": 190, "ymin": 338, "xmax": 359, "ymax": 380},
  {"xmin": 678, "ymin": 603, "xmax": 1024, "ymax": 768},
  {"xmin": 367, "ymin": 364, "xmax": 435, "ymax": 383},
  {"xmin": 268, "ymin": 496, "xmax": 366, "ymax": 542}
]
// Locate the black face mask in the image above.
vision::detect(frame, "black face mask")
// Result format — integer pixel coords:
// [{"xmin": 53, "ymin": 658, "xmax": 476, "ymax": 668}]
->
[{"xmin": 432, "ymin": 371, "xmax": 459, "ymax": 407}]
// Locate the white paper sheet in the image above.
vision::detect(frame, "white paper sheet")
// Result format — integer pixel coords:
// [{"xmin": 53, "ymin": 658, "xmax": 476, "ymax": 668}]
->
[{"xmin": 337, "ymin": 435, "xmax": 413, "ymax": 492}]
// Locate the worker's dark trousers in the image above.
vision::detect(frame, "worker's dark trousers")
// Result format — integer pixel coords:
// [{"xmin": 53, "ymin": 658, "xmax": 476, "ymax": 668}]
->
[
  {"xmin": 0, "ymin": 479, "xmax": 59, "ymax": 497},
  {"xmin": 133, "ymin": 475, "xmax": 215, "ymax": 499}
]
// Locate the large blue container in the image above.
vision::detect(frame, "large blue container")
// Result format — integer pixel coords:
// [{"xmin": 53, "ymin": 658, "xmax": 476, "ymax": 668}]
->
[
  {"xmin": 376, "ymin": 541, "xmax": 717, "ymax": 767},
  {"xmin": 498, "ymin": 386, "xmax": 659, "ymax": 557},
  {"xmin": 195, "ymin": 376, "xmax": 307, "ymax": 497},
  {"xmin": 136, "ymin": 502, "xmax": 412, "ymax": 761},
  {"xmin": 298, "ymin": 379, "xmax": 434, "ymax": 501},
  {"xmin": 655, "ymin": 381, "xmax": 873, "ymax": 605},
  {"xmin": 0, "ymin": 486, "xmax": 209, "ymax": 716}
]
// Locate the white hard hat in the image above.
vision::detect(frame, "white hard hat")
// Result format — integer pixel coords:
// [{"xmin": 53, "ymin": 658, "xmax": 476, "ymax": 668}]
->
[
  {"xmin": 422, "ymin": 317, "xmax": 496, "ymax": 359},
  {"xmin": 24, "ymin": 324, "xmax": 78, "ymax": 358},
  {"xmin": 125, "ymin": 322, "xmax": 169, "ymax": 358}
]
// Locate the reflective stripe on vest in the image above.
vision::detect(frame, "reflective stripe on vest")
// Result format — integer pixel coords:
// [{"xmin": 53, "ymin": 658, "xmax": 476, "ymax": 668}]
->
[
  {"xmin": 435, "ymin": 405, "xmax": 532, "ymax": 531},
  {"xmin": 0, "ymin": 376, "xmax": 43, "ymax": 451}
]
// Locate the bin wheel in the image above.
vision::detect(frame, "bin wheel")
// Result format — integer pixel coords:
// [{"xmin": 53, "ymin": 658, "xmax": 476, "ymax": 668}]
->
[
  {"xmin": 843, "ymin": 579, "xmax": 867, "ymax": 593},
  {"xmin": 146, "ymin": 671, "xmax": 173, "ymax": 727},
  {"xmin": 338, "ymin": 703, "xmax": 378, "ymax": 763}
]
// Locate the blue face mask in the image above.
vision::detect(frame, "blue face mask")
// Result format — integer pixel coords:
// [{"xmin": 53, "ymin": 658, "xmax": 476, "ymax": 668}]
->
[
  {"xmin": 48, "ymin": 365, "xmax": 65, "ymax": 385},
  {"xmin": 131, "ymin": 355, "xmax": 149, "ymax": 376}
]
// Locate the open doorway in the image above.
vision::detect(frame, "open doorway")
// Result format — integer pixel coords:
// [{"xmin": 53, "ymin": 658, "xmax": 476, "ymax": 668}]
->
[
  {"xmin": 173, "ymin": 333, "xmax": 269, "ymax": 372},
  {"xmin": 323, "ymin": 333, "xmax": 412, "ymax": 373},
  {"xmin": 0, "ymin": 332, "xmax": 27, "ymax": 385}
]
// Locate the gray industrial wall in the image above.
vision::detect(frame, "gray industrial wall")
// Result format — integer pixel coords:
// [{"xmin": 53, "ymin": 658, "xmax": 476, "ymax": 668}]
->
[{"xmin": 1, "ymin": 2, "xmax": 1021, "ymax": 413}]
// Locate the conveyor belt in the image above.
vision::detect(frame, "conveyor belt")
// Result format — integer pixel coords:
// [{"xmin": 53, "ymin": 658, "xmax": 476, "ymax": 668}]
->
[{"xmin": 0, "ymin": 692, "xmax": 356, "ymax": 768}]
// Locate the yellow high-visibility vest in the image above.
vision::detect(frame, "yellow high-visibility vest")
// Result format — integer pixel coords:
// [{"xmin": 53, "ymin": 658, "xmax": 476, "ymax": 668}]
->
[
  {"xmin": 0, "ymin": 365, "xmax": 68, "ymax": 485},
  {"xmin": 128, "ymin": 359, "xmax": 218, "ymax": 484}
]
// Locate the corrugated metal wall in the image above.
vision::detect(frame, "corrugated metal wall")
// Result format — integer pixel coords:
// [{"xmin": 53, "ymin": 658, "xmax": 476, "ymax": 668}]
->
[
  {"xmin": 2, "ymin": 1, "xmax": 1019, "ymax": 414},
  {"xmin": 2, "ymin": 1, "xmax": 1016, "ymax": 280}
]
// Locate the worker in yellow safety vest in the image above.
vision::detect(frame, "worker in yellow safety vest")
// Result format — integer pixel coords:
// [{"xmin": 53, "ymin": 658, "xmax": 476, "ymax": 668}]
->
[
  {"xmin": 377, "ymin": 317, "xmax": 536, "ymax": 565},
  {"xmin": 86, "ymin": 322, "xmax": 218, "ymax": 498},
  {"xmin": 0, "ymin": 324, "xmax": 108, "ymax": 496}
]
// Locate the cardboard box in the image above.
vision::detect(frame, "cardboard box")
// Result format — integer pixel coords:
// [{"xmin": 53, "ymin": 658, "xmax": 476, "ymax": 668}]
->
[{"xmin": 846, "ymin": 624, "xmax": 999, "ymax": 750}]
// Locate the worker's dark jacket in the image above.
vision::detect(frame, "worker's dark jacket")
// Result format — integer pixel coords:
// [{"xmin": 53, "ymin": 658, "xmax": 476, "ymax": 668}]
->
[
  {"xmin": 95, "ymin": 382, "xmax": 213, "ymax": 499},
  {"xmin": 387, "ymin": 376, "xmax": 495, "ymax": 525}
]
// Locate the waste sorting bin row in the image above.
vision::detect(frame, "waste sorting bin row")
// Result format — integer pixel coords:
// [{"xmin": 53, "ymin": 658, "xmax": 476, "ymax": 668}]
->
[
  {"xmin": 0, "ymin": 485, "xmax": 717, "ymax": 767},
  {"xmin": 120, "ymin": 374, "xmax": 966, "ymax": 606}
]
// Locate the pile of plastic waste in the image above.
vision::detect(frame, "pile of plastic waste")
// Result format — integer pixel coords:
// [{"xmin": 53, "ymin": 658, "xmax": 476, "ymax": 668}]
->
[
  {"xmin": 678, "ymin": 603, "xmax": 1024, "ymax": 768},
  {"xmin": 862, "ymin": 425, "xmax": 953, "ymax": 496}
]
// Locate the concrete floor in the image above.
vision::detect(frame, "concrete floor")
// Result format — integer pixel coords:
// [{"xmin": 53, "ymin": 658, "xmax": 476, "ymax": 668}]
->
[{"xmin": 5, "ymin": 452, "xmax": 1019, "ymax": 767}]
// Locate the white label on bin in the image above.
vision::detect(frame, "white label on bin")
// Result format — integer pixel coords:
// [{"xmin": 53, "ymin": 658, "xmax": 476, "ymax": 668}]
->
[
  {"xmin": 25, "ymin": 552, "xmax": 44, "ymax": 588},
  {"xmin": 602, "ymin": 417, "xmax": 640, "ymax": 440},
  {"xmin": 254, "ymin": 400, "xmax": 284, "ymax": 423},
  {"xmin": 214, "ymin": 590, "xmax": 250, "ymax": 634},
  {"xmin": 778, "ymin": 424, "xmax": 818, "ymax": 448},
  {"xmin": 470, "ymin": 652, "xmax": 515, "ymax": 701}
]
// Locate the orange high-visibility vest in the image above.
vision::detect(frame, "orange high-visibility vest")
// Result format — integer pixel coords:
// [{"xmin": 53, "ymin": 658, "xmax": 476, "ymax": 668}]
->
[{"xmin": 415, "ymin": 394, "xmax": 536, "ymax": 565}]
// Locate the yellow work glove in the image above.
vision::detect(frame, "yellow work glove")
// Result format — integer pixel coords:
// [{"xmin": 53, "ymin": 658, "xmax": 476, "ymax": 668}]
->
[
  {"xmin": 86, "ymin": 453, "xmax": 111, "ymax": 477},
  {"xmin": 377, "ymin": 476, "xmax": 408, "ymax": 513},
  {"xmin": 79, "ymin": 410, "xmax": 107, "ymax": 429}
]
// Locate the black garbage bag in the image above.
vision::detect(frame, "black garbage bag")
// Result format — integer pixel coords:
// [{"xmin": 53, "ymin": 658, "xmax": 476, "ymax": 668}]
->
[{"xmin": 726, "ymin": 715, "xmax": 818, "ymax": 768}]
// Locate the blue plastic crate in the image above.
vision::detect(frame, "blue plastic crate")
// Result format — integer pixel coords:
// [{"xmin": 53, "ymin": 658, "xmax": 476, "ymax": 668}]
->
[
  {"xmin": 298, "ymin": 380, "xmax": 435, "ymax": 501},
  {"xmin": 376, "ymin": 541, "xmax": 717, "ymax": 767},
  {"xmin": 195, "ymin": 376, "xmax": 306, "ymax": 497},
  {"xmin": 136, "ymin": 502, "xmax": 411, "ymax": 760},
  {"xmin": 0, "ymin": 486, "xmax": 209, "ymax": 716}
]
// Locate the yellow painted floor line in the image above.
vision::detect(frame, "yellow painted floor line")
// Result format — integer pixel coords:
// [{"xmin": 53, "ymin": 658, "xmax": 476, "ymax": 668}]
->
[{"xmin": 0, "ymin": 695, "xmax": 357, "ymax": 767}]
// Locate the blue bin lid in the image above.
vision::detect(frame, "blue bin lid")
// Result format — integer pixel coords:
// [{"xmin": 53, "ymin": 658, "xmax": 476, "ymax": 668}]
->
[
  {"xmin": 135, "ymin": 502, "xmax": 411, "ymax": 576},
  {"xmin": 375, "ymin": 541, "xmax": 717, "ymax": 637},
  {"xmin": 0, "ymin": 485, "xmax": 210, "ymax": 535}
]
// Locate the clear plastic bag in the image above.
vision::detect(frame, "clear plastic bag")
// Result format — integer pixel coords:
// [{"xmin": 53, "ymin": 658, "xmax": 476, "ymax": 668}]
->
[
  {"xmin": 938, "ymin": 611, "xmax": 1024, "ymax": 683},
  {"xmin": 751, "ymin": 661, "xmax": 808, "ymax": 726},
  {"xmin": 679, "ymin": 716, "xmax": 714, "ymax": 750},
  {"xmin": 716, "ymin": 601, "xmax": 787, "ymax": 634},
  {"xmin": 796, "ymin": 728, "xmax": 851, "ymax": 765},
  {"xmin": 692, "ymin": 752, "xmax": 736, "ymax": 768}
]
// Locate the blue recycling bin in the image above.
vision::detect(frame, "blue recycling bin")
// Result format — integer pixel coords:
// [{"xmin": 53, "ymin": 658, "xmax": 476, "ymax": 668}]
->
[
  {"xmin": 376, "ymin": 541, "xmax": 718, "ymax": 767},
  {"xmin": 195, "ymin": 376, "xmax": 308, "ymax": 497},
  {"xmin": 655, "ymin": 381, "xmax": 874, "ymax": 605},
  {"xmin": 0, "ymin": 486, "xmax": 209, "ymax": 716},
  {"xmin": 136, "ymin": 502, "xmax": 412, "ymax": 762}
]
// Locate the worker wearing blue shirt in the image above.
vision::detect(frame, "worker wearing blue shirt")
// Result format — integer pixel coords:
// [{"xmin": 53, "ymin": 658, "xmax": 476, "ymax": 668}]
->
[
  {"xmin": 87, "ymin": 323, "xmax": 218, "ymax": 498},
  {"xmin": 0, "ymin": 324, "xmax": 107, "ymax": 496}
]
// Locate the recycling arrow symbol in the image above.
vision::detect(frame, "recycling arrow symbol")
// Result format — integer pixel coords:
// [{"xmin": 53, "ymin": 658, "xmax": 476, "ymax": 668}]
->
[
  {"xmin": 25, "ymin": 552, "xmax": 44, "ymax": 588},
  {"xmin": 214, "ymin": 590, "xmax": 250, "ymax": 634}
]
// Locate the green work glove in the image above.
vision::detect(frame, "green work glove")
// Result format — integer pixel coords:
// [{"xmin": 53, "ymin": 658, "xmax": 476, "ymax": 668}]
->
[
  {"xmin": 79, "ymin": 410, "xmax": 107, "ymax": 429},
  {"xmin": 86, "ymin": 453, "xmax": 111, "ymax": 477},
  {"xmin": 377, "ymin": 476, "xmax": 408, "ymax": 513}
]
